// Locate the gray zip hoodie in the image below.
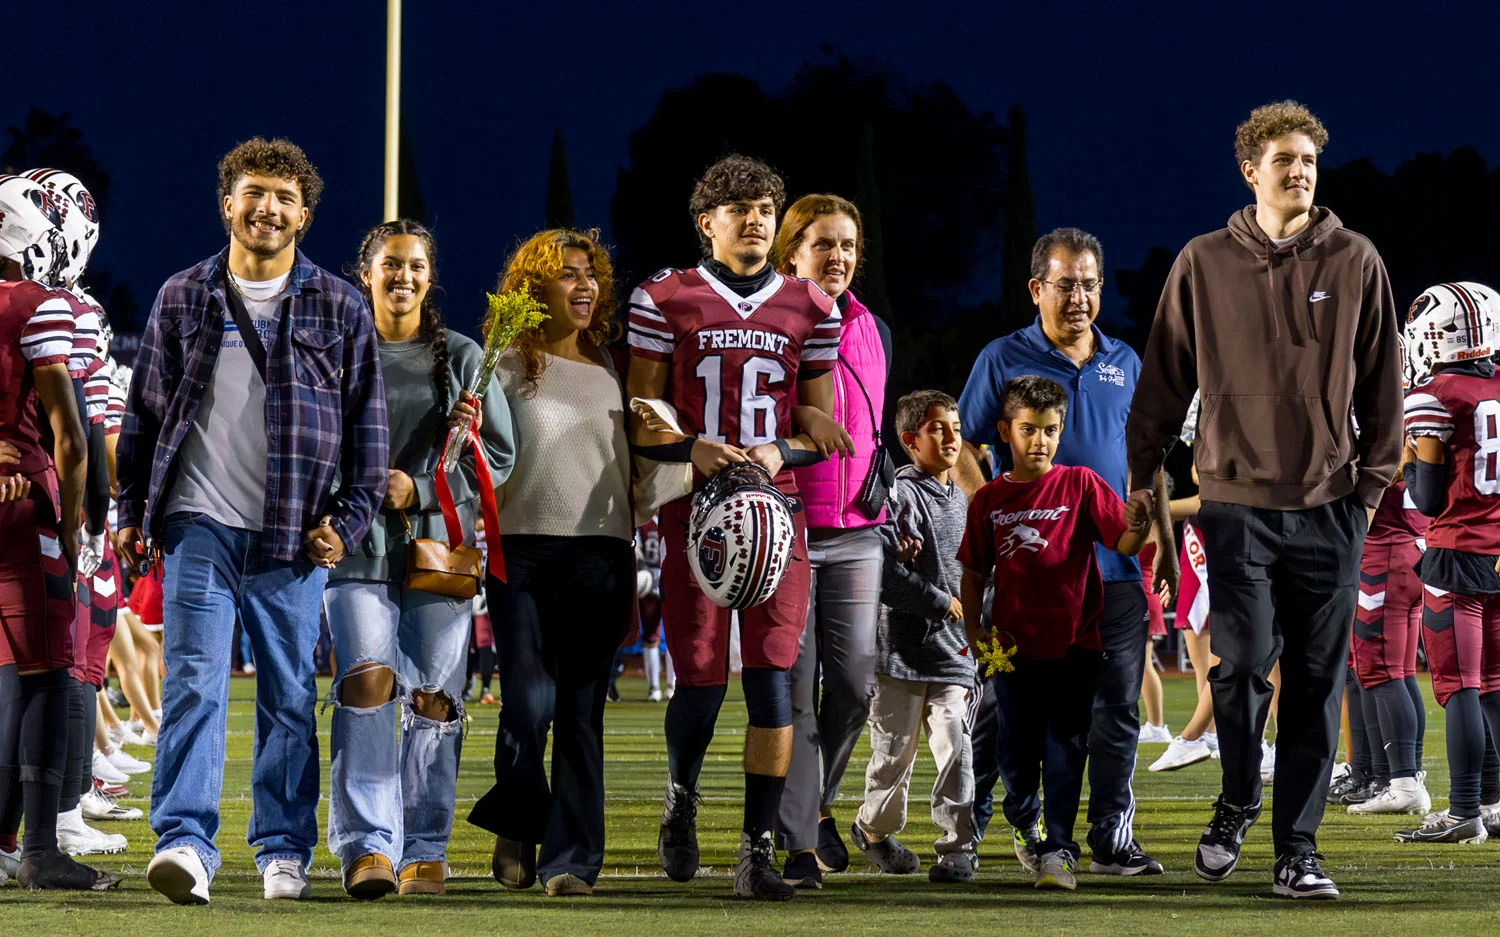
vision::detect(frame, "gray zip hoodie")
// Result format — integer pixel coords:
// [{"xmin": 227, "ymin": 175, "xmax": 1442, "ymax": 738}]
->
[{"xmin": 878, "ymin": 464, "xmax": 971, "ymax": 684}]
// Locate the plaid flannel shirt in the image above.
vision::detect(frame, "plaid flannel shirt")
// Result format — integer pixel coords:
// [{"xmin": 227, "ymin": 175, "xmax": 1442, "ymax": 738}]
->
[{"xmin": 117, "ymin": 248, "xmax": 388, "ymax": 562}]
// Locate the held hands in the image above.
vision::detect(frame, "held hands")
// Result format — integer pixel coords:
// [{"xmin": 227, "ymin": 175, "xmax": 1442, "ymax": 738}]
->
[
  {"xmin": 77, "ymin": 530, "xmax": 106, "ymax": 579},
  {"xmin": 690, "ymin": 438, "xmax": 749, "ymax": 477},
  {"xmin": 1124, "ymin": 489, "xmax": 1155, "ymax": 534},
  {"xmin": 303, "ymin": 515, "xmax": 346, "ymax": 569},
  {"xmin": 385, "ymin": 469, "xmax": 417, "ymax": 510},
  {"xmin": 448, "ymin": 391, "xmax": 481, "ymax": 430},
  {"xmin": 1152, "ymin": 543, "xmax": 1179, "ymax": 608},
  {"xmin": 896, "ymin": 534, "xmax": 923, "ymax": 565}
]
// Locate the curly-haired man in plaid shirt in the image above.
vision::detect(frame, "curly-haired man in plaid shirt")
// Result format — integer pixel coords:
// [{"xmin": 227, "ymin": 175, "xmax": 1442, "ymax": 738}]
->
[{"xmin": 116, "ymin": 138, "xmax": 388, "ymax": 905}]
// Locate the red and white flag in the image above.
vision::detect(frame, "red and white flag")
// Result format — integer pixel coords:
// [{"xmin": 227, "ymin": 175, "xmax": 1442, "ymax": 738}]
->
[{"xmin": 1176, "ymin": 521, "xmax": 1210, "ymax": 634}]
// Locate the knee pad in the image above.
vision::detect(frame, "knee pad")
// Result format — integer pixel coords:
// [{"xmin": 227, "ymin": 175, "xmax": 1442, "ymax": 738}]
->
[{"xmin": 741, "ymin": 667, "xmax": 792, "ymax": 729}]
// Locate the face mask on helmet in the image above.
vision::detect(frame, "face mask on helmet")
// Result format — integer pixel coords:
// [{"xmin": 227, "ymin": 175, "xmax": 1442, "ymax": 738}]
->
[
  {"xmin": 1403, "ymin": 282, "xmax": 1496, "ymax": 386},
  {"xmin": 24, "ymin": 169, "xmax": 99, "ymax": 288},
  {"xmin": 687, "ymin": 462, "xmax": 797, "ymax": 610},
  {"xmin": 0, "ymin": 174, "xmax": 69, "ymax": 285}
]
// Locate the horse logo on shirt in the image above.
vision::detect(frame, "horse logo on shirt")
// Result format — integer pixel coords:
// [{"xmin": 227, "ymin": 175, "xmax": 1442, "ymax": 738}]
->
[{"xmin": 997, "ymin": 522, "xmax": 1048, "ymax": 558}]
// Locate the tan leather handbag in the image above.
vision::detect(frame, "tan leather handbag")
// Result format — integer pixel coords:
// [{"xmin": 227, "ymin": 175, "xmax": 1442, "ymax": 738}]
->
[{"xmin": 401, "ymin": 510, "xmax": 482, "ymax": 599}]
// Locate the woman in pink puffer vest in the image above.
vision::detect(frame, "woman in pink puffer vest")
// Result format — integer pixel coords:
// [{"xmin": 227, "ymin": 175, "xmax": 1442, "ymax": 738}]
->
[{"xmin": 771, "ymin": 195, "xmax": 891, "ymax": 886}]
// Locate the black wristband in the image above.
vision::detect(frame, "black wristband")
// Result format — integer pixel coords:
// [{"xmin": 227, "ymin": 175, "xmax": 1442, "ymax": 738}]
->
[
  {"xmin": 631, "ymin": 440, "xmax": 696, "ymax": 463},
  {"xmin": 774, "ymin": 438, "xmax": 824, "ymax": 467}
]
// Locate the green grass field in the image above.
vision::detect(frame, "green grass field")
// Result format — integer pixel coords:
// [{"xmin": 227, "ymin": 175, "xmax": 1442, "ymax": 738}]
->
[{"xmin": 4, "ymin": 671, "xmax": 1499, "ymax": 935}]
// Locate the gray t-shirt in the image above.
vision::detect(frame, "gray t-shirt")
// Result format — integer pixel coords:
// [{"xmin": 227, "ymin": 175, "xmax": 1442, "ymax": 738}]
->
[{"xmin": 165, "ymin": 272, "xmax": 284, "ymax": 530}]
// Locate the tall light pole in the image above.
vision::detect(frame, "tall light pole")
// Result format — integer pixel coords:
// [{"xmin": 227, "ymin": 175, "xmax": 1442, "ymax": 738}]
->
[{"xmin": 383, "ymin": 0, "xmax": 401, "ymax": 220}]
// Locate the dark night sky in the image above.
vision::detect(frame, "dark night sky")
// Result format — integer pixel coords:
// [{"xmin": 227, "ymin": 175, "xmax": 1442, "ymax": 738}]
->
[{"xmin": 12, "ymin": 1, "xmax": 1500, "ymax": 335}]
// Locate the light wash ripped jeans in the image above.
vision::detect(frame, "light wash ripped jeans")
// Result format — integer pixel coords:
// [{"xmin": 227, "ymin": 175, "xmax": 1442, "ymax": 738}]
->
[{"xmin": 322, "ymin": 580, "xmax": 471, "ymax": 872}]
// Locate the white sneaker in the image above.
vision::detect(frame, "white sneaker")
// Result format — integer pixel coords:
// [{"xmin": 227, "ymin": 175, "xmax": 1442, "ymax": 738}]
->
[
  {"xmin": 92, "ymin": 749, "xmax": 130, "ymax": 785},
  {"xmin": 148, "ymin": 846, "xmax": 211, "ymax": 905},
  {"xmin": 1349, "ymin": 776, "xmax": 1432, "ymax": 815},
  {"xmin": 136, "ymin": 728, "xmax": 159, "ymax": 747},
  {"xmin": 1149, "ymin": 735, "xmax": 1213, "ymax": 772},
  {"xmin": 1203, "ymin": 732, "xmax": 1220, "ymax": 758},
  {"xmin": 109, "ymin": 722, "xmax": 142, "ymax": 746},
  {"xmin": 0, "ymin": 846, "xmax": 19, "ymax": 881},
  {"xmin": 647, "ymin": 688, "xmax": 663, "ymax": 702},
  {"xmin": 1260, "ymin": 741, "xmax": 1277, "ymax": 785},
  {"xmin": 242, "ymin": 662, "xmax": 256, "ymax": 676},
  {"xmin": 665, "ymin": 685, "xmax": 676, "ymax": 700},
  {"xmin": 1138, "ymin": 723, "xmax": 1172, "ymax": 744},
  {"xmin": 1330, "ymin": 761, "xmax": 1351, "ymax": 785},
  {"xmin": 107, "ymin": 747, "xmax": 152, "ymax": 775},
  {"xmin": 81, "ymin": 787, "xmax": 144, "ymax": 822},
  {"xmin": 263, "ymin": 858, "xmax": 310, "ymax": 900},
  {"xmin": 57, "ymin": 807, "xmax": 128, "ymax": 856}
]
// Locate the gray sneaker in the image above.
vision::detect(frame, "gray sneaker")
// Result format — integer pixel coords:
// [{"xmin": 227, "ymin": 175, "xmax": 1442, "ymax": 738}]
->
[
  {"xmin": 850, "ymin": 822, "xmax": 919, "ymax": 874},
  {"xmin": 1013, "ymin": 821, "xmax": 1043, "ymax": 873},
  {"xmin": 928, "ymin": 851, "xmax": 978, "ymax": 883},
  {"xmin": 1035, "ymin": 850, "xmax": 1077, "ymax": 890}
]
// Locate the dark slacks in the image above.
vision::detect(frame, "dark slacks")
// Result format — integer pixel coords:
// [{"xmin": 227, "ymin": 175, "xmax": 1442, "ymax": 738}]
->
[
  {"xmin": 1196, "ymin": 495, "xmax": 1365, "ymax": 857},
  {"xmin": 468, "ymin": 535, "xmax": 634, "ymax": 886}
]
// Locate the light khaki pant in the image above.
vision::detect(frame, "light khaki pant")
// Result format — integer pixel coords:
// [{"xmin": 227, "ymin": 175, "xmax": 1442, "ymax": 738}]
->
[{"xmin": 856, "ymin": 674, "xmax": 975, "ymax": 856}]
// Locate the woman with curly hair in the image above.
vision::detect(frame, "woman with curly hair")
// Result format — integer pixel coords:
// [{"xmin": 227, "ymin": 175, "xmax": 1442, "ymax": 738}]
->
[
  {"xmin": 467, "ymin": 228, "xmax": 635, "ymax": 898},
  {"xmin": 324, "ymin": 219, "xmax": 515, "ymax": 900}
]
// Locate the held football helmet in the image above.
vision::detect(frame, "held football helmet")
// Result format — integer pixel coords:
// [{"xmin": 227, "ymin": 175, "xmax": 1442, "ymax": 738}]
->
[
  {"xmin": 0, "ymin": 174, "xmax": 68, "ymax": 284},
  {"xmin": 1404, "ymin": 281, "xmax": 1496, "ymax": 386},
  {"xmin": 687, "ymin": 462, "xmax": 797, "ymax": 610},
  {"xmin": 24, "ymin": 169, "xmax": 99, "ymax": 287}
]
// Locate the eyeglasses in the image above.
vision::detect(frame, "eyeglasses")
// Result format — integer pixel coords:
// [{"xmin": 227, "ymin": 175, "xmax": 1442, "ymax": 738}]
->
[{"xmin": 1042, "ymin": 279, "xmax": 1103, "ymax": 296}]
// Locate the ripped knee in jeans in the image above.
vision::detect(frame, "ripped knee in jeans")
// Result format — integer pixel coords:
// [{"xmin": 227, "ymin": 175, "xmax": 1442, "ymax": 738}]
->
[{"xmin": 329, "ymin": 661, "xmax": 399, "ymax": 710}]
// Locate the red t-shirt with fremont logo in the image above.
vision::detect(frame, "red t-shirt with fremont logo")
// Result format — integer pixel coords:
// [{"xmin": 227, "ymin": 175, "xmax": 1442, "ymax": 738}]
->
[
  {"xmin": 1403, "ymin": 369, "xmax": 1500, "ymax": 554},
  {"xmin": 958, "ymin": 464, "xmax": 1130, "ymax": 660},
  {"xmin": 626, "ymin": 264, "xmax": 839, "ymax": 493}
]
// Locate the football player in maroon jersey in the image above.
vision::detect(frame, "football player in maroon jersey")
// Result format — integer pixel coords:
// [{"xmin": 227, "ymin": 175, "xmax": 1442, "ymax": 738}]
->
[
  {"xmin": 1396, "ymin": 282, "xmax": 1500, "ymax": 844},
  {"xmin": 0, "ymin": 178, "xmax": 117, "ymax": 890},
  {"xmin": 625, "ymin": 155, "xmax": 852, "ymax": 899}
]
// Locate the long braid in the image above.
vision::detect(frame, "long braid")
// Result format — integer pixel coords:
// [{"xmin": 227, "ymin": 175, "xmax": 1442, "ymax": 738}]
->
[{"xmin": 419, "ymin": 301, "xmax": 451, "ymax": 444}]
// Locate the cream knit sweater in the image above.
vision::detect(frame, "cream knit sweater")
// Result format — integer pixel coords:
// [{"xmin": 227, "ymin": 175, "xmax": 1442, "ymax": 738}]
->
[{"xmin": 495, "ymin": 350, "xmax": 632, "ymax": 541}]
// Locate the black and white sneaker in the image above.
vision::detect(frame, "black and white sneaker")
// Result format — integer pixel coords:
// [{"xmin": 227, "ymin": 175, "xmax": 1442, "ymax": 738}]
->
[
  {"xmin": 735, "ymin": 832, "xmax": 795, "ymax": 900},
  {"xmin": 1394, "ymin": 810, "xmax": 1489, "ymax": 844},
  {"xmin": 1326, "ymin": 771, "xmax": 1366, "ymax": 804},
  {"xmin": 658, "ymin": 781, "xmax": 701, "ymax": 882},
  {"xmin": 1089, "ymin": 839, "xmax": 1164, "ymax": 876},
  {"xmin": 1336, "ymin": 779, "xmax": 1384, "ymax": 806},
  {"xmin": 782, "ymin": 851, "xmax": 822, "ymax": 889},
  {"xmin": 1194, "ymin": 797, "xmax": 1262, "ymax": 882},
  {"xmin": 815, "ymin": 815, "xmax": 849, "ymax": 873},
  {"xmin": 1272, "ymin": 852, "xmax": 1339, "ymax": 899}
]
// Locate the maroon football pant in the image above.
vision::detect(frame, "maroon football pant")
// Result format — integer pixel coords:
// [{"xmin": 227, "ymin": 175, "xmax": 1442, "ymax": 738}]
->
[
  {"xmin": 1352, "ymin": 540, "xmax": 1424, "ymax": 688},
  {"xmin": 71, "ymin": 540, "xmax": 119, "ymax": 688},
  {"xmin": 1423, "ymin": 587, "xmax": 1500, "ymax": 707},
  {"xmin": 0, "ymin": 496, "xmax": 75, "ymax": 672},
  {"xmin": 659, "ymin": 498, "xmax": 809, "ymax": 687}
]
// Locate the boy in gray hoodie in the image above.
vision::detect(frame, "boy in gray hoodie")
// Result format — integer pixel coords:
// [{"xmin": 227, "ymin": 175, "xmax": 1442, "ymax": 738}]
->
[{"xmin": 851, "ymin": 390, "xmax": 977, "ymax": 883}]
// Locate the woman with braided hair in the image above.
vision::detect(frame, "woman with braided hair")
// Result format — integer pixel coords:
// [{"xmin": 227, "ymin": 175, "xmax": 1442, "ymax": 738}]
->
[{"xmin": 323, "ymin": 219, "xmax": 515, "ymax": 899}]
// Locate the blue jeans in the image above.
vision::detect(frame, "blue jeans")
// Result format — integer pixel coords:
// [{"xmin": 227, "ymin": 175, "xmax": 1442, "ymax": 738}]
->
[
  {"xmin": 323, "ymin": 580, "xmax": 470, "ymax": 871},
  {"xmin": 150, "ymin": 513, "xmax": 327, "ymax": 877}
]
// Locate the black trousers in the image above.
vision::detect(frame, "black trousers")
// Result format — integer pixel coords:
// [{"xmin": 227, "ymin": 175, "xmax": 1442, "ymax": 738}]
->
[
  {"xmin": 1196, "ymin": 496, "xmax": 1365, "ymax": 857},
  {"xmin": 468, "ymin": 535, "xmax": 634, "ymax": 885},
  {"xmin": 971, "ymin": 581, "xmax": 1146, "ymax": 852}
]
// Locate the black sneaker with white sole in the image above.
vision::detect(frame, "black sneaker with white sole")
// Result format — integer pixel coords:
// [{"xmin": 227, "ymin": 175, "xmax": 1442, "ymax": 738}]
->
[
  {"xmin": 782, "ymin": 850, "xmax": 822, "ymax": 889},
  {"xmin": 1272, "ymin": 852, "xmax": 1339, "ymax": 899},
  {"xmin": 735, "ymin": 832, "xmax": 795, "ymax": 900},
  {"xmin": 1089, "ymin": 839, "xmax": 1164, "ymax": 875},
  {"xmin": 1194, "ymin": 797, "xmax": 1262, "ymax": 882},
  {"xmin": 815, "ymin": 815, "xmax": 849, "ymax": 873}
]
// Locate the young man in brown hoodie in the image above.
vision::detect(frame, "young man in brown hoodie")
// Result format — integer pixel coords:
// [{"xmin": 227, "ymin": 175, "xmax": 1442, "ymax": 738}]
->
[{"xmin": 1125, "ymin": 101, "xmax": 1403, "ymax": 899}]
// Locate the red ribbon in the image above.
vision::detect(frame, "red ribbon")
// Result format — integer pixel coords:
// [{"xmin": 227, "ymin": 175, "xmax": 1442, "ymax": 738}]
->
[{"xmin": 435, "ymin": 420, "xmax": 506, "ymax": 583}]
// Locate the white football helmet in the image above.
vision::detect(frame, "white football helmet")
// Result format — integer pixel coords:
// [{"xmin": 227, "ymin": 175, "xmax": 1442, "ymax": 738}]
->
[
  {"xmin": 0, "ymin": 174, "xmax": 68, "ymax": 284},
  {"xmin": 687, "ymin": 462, "xmax": 797, "ymax": 610},
  {"xmin": 24, "ymin": 169, "xmax": 100, "ymax": 287},
  {"xmin": 1403, "ymin": 281, "xmax": 1496, "ymax": 386}
]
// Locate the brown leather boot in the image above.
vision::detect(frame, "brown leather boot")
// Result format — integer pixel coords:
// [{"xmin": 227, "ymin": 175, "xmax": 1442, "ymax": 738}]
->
[{"xmin": 398, "ymin": 860, "xmax": 447, "ymax": 896}]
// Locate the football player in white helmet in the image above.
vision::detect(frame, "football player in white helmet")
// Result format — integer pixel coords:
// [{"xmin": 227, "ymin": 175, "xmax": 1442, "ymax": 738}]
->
[
  {"xmin": 1403, "ymin": 282, "xmax": 1495, "ymax": 387},
  {"xmin": 0, "ymin": 174, "xmax": 69, "ymax": 285},
  {"xmin": 23, "ymin": 170, "xmax": 99, "ymax": 291}
]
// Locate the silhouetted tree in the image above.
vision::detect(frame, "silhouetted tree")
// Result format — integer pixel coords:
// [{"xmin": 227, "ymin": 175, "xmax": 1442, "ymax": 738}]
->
[
  {"xmin": 546, "ymin": 130, "xmax": 576, "ymax": 230},
  {"xmin": 4, "ymin": 108, "xmax": 110, "ymax": 209}
]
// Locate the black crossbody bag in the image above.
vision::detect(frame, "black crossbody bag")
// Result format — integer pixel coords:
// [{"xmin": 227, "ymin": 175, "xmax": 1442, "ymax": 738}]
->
[
  {"xmin": 223, "ymin": 275, "xmax": 268, "ymax": 377},
  {"xmin": 838, "ymin": 353, "xmax": 895, "ymax": 520}
]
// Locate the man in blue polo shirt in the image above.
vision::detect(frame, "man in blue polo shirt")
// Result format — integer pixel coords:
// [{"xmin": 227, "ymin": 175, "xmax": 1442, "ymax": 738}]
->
[{"xmin": 956, "ymin": 227, "xmax": 1165, "ymax": 876}]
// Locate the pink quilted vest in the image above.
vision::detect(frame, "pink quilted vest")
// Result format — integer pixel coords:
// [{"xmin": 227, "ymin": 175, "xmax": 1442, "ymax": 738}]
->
[{"xmin": 793, "ymin": 290, "xmax": 888, "ymax": 529}]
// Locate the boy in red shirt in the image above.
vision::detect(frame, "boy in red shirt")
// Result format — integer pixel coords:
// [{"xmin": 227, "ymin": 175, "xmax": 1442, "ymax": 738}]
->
[{"xmin": 958, "ymin": 376, "xmax": 1152, "ymax": 890}]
